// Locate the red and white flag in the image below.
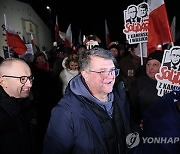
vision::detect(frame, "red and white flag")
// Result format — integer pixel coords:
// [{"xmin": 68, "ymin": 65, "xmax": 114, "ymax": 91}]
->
[
  {"xmin": 105, "ymin": 20, "xmax": 111, "ymax": 47},
  {"xmin": 4, "ymin": 14, "xmax": 27, "ymax": 55},
  {"xmin": 147, "ymin": 0, "xmax": 173, "ymax": 56},
  {"xmin": 55, "ymin": 15, "xmax": 61, "ymax": 42},
  {"xmin": 30, "ymin": 33, "xmax": 35, "ymax": 45},
  {"xmin": 65, "ymin": 24, "xmax": 72, "ymax": 48}
]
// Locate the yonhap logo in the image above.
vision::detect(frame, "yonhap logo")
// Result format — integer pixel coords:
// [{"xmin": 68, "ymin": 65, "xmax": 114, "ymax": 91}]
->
[
  {"xmin": 126, "ymin": 132, "xmax": 140, "ymax": 148},
  {"xmin": 142, "ymin": 137, "xmax": 180, "ymax": 144},
  {"xmin": 126, "ymin": 132, "xmax": 180, "ymax": 149}
]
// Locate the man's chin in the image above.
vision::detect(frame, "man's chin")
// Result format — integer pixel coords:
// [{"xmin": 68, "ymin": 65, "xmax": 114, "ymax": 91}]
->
[
  {"xmin": 104, "ymin": 87, "xmax": 113, "ymax": 94},
  {"xmin": 21, "ymin": 92, "xmax": 30, "ymax": 98}
]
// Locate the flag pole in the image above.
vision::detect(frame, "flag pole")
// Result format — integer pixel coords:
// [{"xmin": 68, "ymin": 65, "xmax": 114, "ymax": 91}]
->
[
  {"xmin": 171, "ymin": 42, "xmax": 174, "ymax": 47},
  {"xmin": 7, "ymin": 46, "xmax": 11, "ymax": 58},
  {"xmin": 139, "ymin": 42, "xmax": 143, "ymax": 66}
]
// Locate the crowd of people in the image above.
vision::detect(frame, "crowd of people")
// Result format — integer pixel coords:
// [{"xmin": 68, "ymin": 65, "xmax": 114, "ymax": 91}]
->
[{"xmin": 0, "ymin": 39, "xmax": 179, "ymax": 154}]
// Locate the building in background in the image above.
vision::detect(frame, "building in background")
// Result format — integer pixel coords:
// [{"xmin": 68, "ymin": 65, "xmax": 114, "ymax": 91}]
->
[{"xmin": 0, "ymin": 0, "xmax": 52, "ymax": 58}]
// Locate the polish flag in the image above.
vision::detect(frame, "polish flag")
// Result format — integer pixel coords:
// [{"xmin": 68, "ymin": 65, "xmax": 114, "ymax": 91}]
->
[
  {"xmin": 65, "ymin": 24, "xmax": 72, "ymax": 48},
  {"xmin": 31, "ymin": 33, "xmax": 35, "ymax": 45},
  {"xmin": 105, "ymin": 20, "xmax": 111, "ymax": 47},
  {"xmin": 55, "ymin": 15, "xmax": 61, "ymax": 42},
  {"xmin": 147, "ymin": 0, "xmax": 173, "ymax": 56},
  {"xmin": 4, "ymin": 14, "xmax": 27, "ymax": 55}
]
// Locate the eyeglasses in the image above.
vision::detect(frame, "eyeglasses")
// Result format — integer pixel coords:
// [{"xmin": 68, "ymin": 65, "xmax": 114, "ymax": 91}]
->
[
  {"xmin": 2, "ymin": 75, "xmax": 34, "ymax": 84},
  {"xmin": 89, "ymin": 68, "xmax": 120, "ymax": 77}
]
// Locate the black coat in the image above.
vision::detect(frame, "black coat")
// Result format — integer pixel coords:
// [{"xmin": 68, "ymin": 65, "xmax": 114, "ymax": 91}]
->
[
  {"xmin": 0, "ymin": 86, "xmax": 40, "ymax": 154},
  {"xmin": 129, "ymin": 75, "xmax": 161, "ymax": 127},
  {"xmin": 131, "ymin": 90, "xmax": 180, "ymax": 154}
]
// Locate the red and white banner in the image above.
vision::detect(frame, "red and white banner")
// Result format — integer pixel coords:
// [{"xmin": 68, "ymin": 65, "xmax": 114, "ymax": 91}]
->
[
  {"xmin": 4, "ymin": 14, "xmax": 27, "ymax": 55},
  {"xmin": 147, "ymin": 0, "xmax": 173, "ymax": 56},
  {"xmin": 105, "ymin": 20, "xmax": 111, "ymax": 47},
  {"xmin": 65, "ymin": 24, "xmax": 72, "ymax": 48}
]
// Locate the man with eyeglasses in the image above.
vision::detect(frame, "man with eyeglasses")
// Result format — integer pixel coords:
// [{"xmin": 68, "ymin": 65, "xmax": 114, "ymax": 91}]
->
[
  {"xmin": 43, "ymin": 47, "xmax": 131, "ymax": 154},
  {"xmin": 0, "ymin": 58, "xmax": 40, "ymax": 154}
]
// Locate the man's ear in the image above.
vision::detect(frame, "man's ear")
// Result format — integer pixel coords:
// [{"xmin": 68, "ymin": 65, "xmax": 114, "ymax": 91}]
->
[
  {"xmin": 81, "ymin": 70, "xmax": 89, "ymax": 81},
  {"xmin": 0, "ymin": 77, "xmax": 7, "ymax": 88},
  {"xmin": 0, "ymin": 77, "xmax": 3, "ymax": 84}
]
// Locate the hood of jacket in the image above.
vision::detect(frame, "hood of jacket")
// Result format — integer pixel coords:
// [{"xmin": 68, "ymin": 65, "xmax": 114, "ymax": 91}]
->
[{"xmin": 67, "ymin": 74, "xmax": 114, "ymax": 117}]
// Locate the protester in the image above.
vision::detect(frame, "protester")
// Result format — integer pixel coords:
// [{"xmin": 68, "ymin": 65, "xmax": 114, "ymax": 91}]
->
[
  {"xmin": 59, "ymin": 53, "xmax": 79, "ymax": 94},
  {"xmin": 51, "ymin": 46, "xmax": 65, "ymax": 78},
  {"xmin": 131, "ymin": 89, "xmax": 180, "ymax": 154},
  {"xmin": 43, "ymin": 47, "xmax": 131, "ymax": 154},
  {"xmin": 0, "ymin": 58, "xmax": 40, "ymax": 154},
  {"xmin": 118, "ymin": 44, "xmax": 142, "ymax": 93},
  {"xmin": 76, "ymin": 44, "xmax": 87, "ymax": 55},
  {"xmin": 51, "ymin": 46, "xmax": 65, "ymax": 99},
  {"xmin": 33, "ymin": 52, "xmax": 50, "ymax": 72},
  {"xmin": 108, "ymin": 42, "xmax": 125, "ymax": 63},
  {"xmin": 31, "ymin": 52, "xmax": 59, "ymax": 147},
  {"xmin": 129, "ymin": 50, "xmax": 163, "ymax": 131}
]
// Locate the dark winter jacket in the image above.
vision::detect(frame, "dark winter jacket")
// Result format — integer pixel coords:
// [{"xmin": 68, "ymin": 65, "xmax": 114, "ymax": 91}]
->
[
  {"xmin": 43, "ymin": 74, "xmax": 131, "ymax": 154},
  {"xmin": 0, "ymin": 86, "xmax": 40, "ymax": 154},
  {"xmin": 131, "ymin": 90, "xmax": 180, "ymax": 154},
  {"xmin": 129, "ymin": 75, "xmax": 161, "ymax": 126}
]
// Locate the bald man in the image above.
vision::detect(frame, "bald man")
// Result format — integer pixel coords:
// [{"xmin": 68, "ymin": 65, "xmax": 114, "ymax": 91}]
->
[{"xmin": 0, "ymin": 58, "xmax": 40, "ymax": 154}]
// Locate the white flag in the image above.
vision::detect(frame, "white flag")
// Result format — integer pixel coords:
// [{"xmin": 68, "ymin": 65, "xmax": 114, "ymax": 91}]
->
[{"xmin": 65, "ymin": 24, "xmax": 72, "ymax": 48}]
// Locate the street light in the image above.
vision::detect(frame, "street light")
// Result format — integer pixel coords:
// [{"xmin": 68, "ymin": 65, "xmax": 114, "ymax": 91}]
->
[
  {"xmin": 46, "ymin": 6, "xmax": 53, "ymax": 39},
  {"xmin": 46, "ymin": 6, "xmax": 51, "ymax": 25},
  {"xmin": 46, "ymin": 6, "xmax": 51, "ymax": 10}
]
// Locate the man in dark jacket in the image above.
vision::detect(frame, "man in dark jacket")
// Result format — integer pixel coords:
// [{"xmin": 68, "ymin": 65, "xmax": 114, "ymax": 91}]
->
[
  {"xmin": 129, "ymin": 50, "xmax": 163, "ymax": 130},
  {"xmin": 43, "ymin": 47, "xmax": 131, "ymax": 154},
  {"xmin": 0, "ymin": 58, "xmax": 40, "ymax": 154}
]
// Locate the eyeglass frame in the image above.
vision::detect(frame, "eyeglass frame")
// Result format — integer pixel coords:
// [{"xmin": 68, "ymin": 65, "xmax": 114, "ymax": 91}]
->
[
  {"xmin": 2, "ymin": 75, "xmax": 34, "ymax": 84},
  {"xmin": 89, "ymin": 68, "xmax": 120, "ymax": 77}
]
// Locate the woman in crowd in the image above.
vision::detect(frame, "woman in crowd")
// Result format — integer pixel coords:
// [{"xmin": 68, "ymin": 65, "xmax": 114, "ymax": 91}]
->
[{"xmin": 59, "ymin": 53, "xmax": 79, "ymax": 94}]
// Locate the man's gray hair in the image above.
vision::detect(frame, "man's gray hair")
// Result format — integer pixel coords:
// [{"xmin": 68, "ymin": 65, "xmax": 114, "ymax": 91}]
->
[{"xmin": 78, "ymin": 47, "xmax": 116, "ymax": 71}]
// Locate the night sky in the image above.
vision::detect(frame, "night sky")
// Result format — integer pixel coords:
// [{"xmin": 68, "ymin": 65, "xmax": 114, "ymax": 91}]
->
[{"xmin": 22, "ymin": 0, "xmax": 179, "ymax": 46}]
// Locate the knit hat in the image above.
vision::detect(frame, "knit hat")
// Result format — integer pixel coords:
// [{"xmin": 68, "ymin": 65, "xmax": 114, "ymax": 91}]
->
[
  {"xmin": 109, "ymin": 44, "xmax": 119, "ymax": 50},
  {"xmin": 146, "ymin": 50, "xmax": 163, "ymax": 63}
]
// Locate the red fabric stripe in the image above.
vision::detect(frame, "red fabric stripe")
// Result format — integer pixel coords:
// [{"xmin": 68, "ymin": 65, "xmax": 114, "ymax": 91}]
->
[
  {"xmin": 147, "ymin": 4, "xmax": 173, "ymax": 55},
  {"xmin": 6, "ymin": 31, "xmax": 27, "ymax": 55}
]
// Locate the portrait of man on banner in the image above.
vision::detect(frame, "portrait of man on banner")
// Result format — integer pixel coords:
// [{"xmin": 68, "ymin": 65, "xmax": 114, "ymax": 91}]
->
[{"xmin": 163, "ymin": 47, "xmax": 180, "ymax": 71}]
